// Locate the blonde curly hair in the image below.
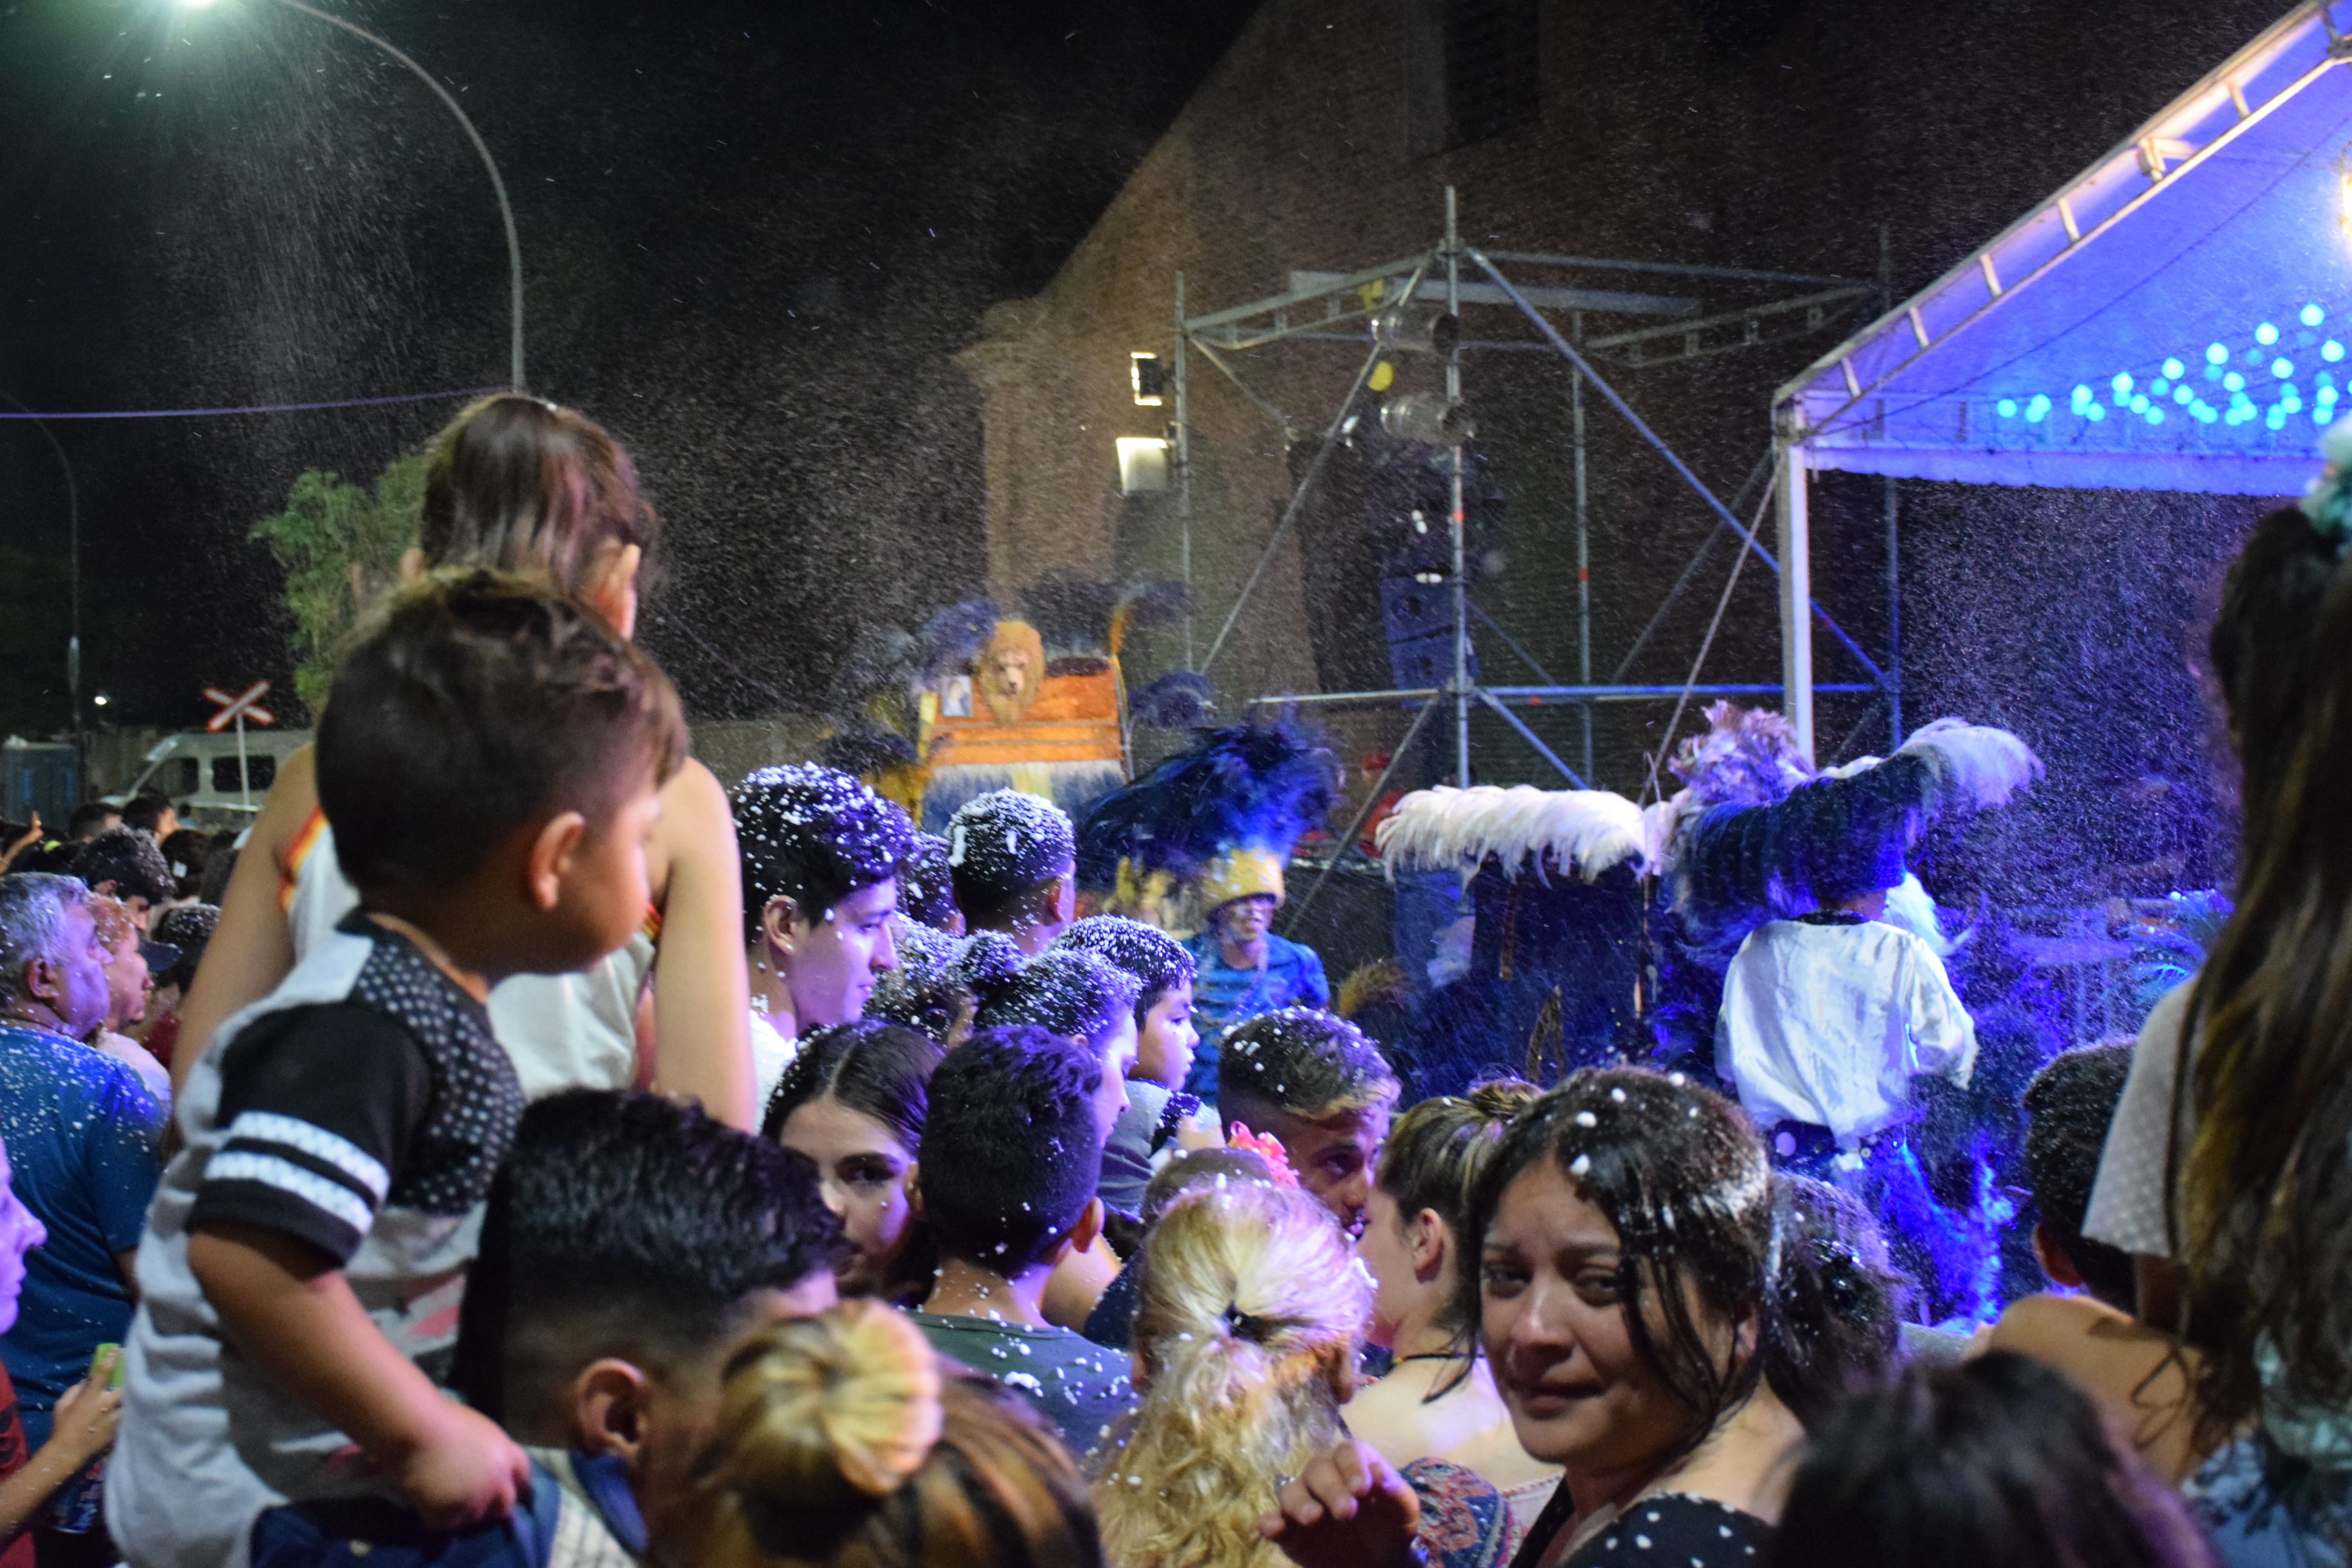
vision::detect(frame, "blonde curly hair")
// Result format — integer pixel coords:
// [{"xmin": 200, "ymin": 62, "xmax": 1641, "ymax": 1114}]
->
[
  {"xmin": 1095, "ymin": 1181, "xmax": 1371, "ymax": 1568},
  {"xmin": 659, "ymin": 1300, "xmax": 1100, "ymax": 1568}
]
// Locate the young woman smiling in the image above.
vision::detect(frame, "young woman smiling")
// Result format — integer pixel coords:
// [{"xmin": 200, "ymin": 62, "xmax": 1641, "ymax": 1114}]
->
[{"xmin": 1263, "ymin": 1068, "xmax": 1806, "ymax": 1568}]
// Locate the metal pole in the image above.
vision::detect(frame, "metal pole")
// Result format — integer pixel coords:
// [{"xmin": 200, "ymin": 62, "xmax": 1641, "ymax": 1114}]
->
[
  {"xmin": 235, "ymin": 711, "xmax": 252, "ymax": 813},
  {"xmin": 1885, "ymin": 476, "xmax": 1903, "ymax": 748},
  {"xmin": 0, "ymin": 391, "xmax": 81, "ymax": 787},
  {"xmin": 1776, "ymin": 443, "xmax": 1814, "ymax": 763},
  {"xmin": 270, "ymin": 0, "xmax": 525, "ymax": 391},
  {"xmin": 1174, "ymin": 271, "xmax": 1193, "ymax": 668},
  {"xmin": 1446, "ymin": 187, "xmax": 1470, "ymax": 788},
  {"xmin": 1572, "ymin": 311, "xmax": 1593, "ymax": 782}
]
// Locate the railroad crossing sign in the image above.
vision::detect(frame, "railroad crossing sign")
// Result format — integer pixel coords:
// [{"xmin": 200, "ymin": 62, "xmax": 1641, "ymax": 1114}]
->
[
  {"xmin": 202, "ymin": 680, "xmax": 276, "ymax": 811},
  {"xmin": 203, "ymin": 680, "xmax": 275, "ymax": 733}
]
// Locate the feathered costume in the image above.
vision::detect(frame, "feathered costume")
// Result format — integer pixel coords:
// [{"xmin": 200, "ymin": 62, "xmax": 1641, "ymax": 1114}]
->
[{"xmin": 1369, "ymin": 705, "xmax": 2040, "ymax": 1092}]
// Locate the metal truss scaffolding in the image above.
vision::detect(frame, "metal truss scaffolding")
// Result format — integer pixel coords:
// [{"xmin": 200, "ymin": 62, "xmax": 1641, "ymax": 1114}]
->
[{"xmin": 1168, "ymin": 189, "xmax": 1898, "ymax": 916}]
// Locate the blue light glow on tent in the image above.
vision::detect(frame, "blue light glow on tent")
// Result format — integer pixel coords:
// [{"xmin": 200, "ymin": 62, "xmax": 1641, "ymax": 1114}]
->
[{"xmin": 1777, "ymin": 1, "xmax": 2352, "ymax": 495}]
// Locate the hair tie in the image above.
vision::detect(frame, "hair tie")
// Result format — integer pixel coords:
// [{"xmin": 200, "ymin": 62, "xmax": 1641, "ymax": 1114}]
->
[
  {"xmin": 1223, "ymin": 1302, "xmax": 1271, "ymax": 1340},
  {"xmin": 2298, "ymin": 413, "xmax": 2352, "ymax": 551}
]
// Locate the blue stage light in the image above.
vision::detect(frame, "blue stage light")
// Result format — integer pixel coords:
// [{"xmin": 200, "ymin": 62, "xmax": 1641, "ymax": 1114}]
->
[
  {"xmin": 2275, "ymin": 358, "xmax": 2296, "ymax": 378},
  {"xmin": 2207, "ymin": 342, "xmax": 2231, "ymax": 364},
  {"xmin": 2145, "ymin": 406, "xmax": 2164, "ymax": 424},
  {"xmin": 2173, "ymin": 385, "xmax": 2193, "ymax": 404},
  {"xmin": 2026, "ymin": 394, "xmax": 2051, "ymax": 422},
  {"xmin": 2268, "ymin": 406, "xmax": 2288, "ymax": 430},
  {"xmin": 1996, "ymin": 398, "xmax": 2018, "ymax": 417},
  {"xmin": 2305, "ymin": 304, "xmax": 2328, "ymax": 327},
  {"xmin": 2112, "ymin": 372, "xmax": 2133, "ymax": 394},
  {"xmin": 2130, "ymin": 394, "xmax": 2150, "ymax": 413},
  {"xmin": 2086, "ymin": 404, "xmax": 2106, "ymax": 422},
  {"xmin": 2328, "ymin": 341, "xmax": 2347, "ymax": 362},
  {"xmin": 2258, "ymin": 322, "xmax": 2281, "ymax": 345},
  {"xmin": 2225, "ymin": 371, "xmax": 2247, "ymax": 391},
  {"xmin": 2162, "ymin": 357, "xmax": 2186, "ymax": 379},
  {"xmin": 2152, "ymin": 377, "xmax": 2171, "ymax": 397}
]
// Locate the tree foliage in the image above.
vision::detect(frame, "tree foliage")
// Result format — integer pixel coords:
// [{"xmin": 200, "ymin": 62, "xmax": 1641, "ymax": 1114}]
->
[{"xmin": 250, "ymin": 453, "xmax": 426, "ymax": 710}]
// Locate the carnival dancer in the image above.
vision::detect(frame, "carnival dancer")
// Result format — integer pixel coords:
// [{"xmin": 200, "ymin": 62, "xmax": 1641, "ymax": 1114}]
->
[{"xmin": 1077, "ymin": 721, "xmax": 1338, "ymax": 1103}]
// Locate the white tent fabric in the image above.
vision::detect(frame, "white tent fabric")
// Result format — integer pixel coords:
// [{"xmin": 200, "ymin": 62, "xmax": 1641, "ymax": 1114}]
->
[{"xmin": 1776, "ymin": 1, "xmax": 2352, "ymax": 498}]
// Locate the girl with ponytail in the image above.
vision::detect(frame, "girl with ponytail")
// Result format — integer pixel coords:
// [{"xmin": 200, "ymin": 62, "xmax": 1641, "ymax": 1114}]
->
[
  {"xmin": 1097, "ymin": 1182, "xmax": 1518, "ymax": 1568},
  {"xmin": 657, "ymin": 1300, "xmax": 1101, "ymax": 1568}
]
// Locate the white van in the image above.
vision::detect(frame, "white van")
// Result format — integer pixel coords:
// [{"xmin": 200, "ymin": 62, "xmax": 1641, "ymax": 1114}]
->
[{"xmin": 116, "ymin": 730, "xmax": 314, "ymax": 828}]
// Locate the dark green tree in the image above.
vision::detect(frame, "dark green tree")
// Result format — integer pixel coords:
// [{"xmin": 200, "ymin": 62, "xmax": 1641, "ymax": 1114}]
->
[{"xmin": 249, "ymin": 452, "xmax": 426, "ymax": 710}]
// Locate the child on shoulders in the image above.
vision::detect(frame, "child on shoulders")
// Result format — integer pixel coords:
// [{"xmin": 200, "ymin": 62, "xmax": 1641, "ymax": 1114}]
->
[{"xmin": 110, "ymin": 572, "xmax": 688, "ymax": 1568}]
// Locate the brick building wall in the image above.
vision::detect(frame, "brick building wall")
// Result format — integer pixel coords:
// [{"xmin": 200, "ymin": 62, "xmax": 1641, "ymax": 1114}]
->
[{"xmin": 963, "ymin": 0, "xmax": 2284, "ymax": 858}]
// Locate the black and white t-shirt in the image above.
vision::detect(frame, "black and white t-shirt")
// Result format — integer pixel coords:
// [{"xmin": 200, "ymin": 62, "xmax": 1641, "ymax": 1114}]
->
[{"xmin": 111, "ymin": 914, "xmax": 525, "ymax": 1568}]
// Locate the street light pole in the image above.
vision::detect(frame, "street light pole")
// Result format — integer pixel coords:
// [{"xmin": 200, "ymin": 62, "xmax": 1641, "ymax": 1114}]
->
[
  {"xmin": 262, "ymin": 0, "xmax": 526, "ymax": 391},
  {"xmin": 0, "ymin": 390, "xmax": 82, "ymax": 786}
]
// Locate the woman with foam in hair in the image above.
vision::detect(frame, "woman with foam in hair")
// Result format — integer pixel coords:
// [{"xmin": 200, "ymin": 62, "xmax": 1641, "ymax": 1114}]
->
[
  {"xmin": 172, "ymin": 394, "xmax": 756, "ymax": 1126},
  {"xmin": 653, "ymin": 1300, "xmax": 1102, "ymax": 1568},
  {"xmin": 1098, "ymin": 1179, "xmax": 1518, "ymax": 1568},
  {"xmin": 1266, "ymin": 1068, "xmax": 1828, "ymax": 1568},
  {"xmin": 1346, "ymin": 1080, "xmax": 1561, "ymax": 1534}
]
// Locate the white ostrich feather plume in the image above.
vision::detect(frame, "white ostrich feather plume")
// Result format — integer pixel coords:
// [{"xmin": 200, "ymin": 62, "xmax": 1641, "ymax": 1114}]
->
[
  {"xmin": 1895, "ymin": 718, "xmax": 2044, "ymax": 811},
  {"xmin": 1376, "ymin": 785, "xmax": 1648, "ymax": 883}
]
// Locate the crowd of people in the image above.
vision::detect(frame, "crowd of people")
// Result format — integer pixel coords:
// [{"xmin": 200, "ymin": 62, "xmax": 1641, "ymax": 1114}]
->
[{"xmin": 0, "ymin": 390, "xmax": 2344, "ymax": 1568}]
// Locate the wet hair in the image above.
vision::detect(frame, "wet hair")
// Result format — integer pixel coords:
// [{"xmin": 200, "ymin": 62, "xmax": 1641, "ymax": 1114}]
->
[
  {"xmin": 159, "ymin": 829, "xmax": 214, "ymax": 901},
  {"xmin": 65, "ymin": 801, "xmax": 119, "ymax": 840},
  {"xmin": 2022, "ymin": 1043, "xmax": 2137, "ymax": 1310},
  {"xmin": 418, "ymin": 394, "xmax": 660, "ymax": 606},
  {"xmin": 946, "ymin": 790, "xmax": 1074, "ymax": 928},
  {"xmin": 151, "ymin": 902, "xmax": 218, "ymax": 992},
  {"xmin": 863, "ymin": 918, "xmax": 970, "ymax": 1046},
  {"xmin": 0, "ymin": 873, "xmax": 90, "ymax": 1010},
  {"xmin": 733, "ymin": 764, "xmax": 916, "ymax": 942},
  {"xmin": 761, "ymin": 1019, "xmax": 941, "ymax": 1151},
  {"xmin": 455, "ymin": 1090, "xmax": 841, "ymax": 1425},
  {"xmin": 321, "ymin": 570, "xmax": 686, "ymax": 895},
  {"xmin": 121, "ymin": 792, "xmax": 175, "ymax": 836},
  {"xmin": 69, "ymin": 826, "xmax": 172, "ymax": 907},
  {"xmin": 1376, "ymin": 1079, "xmax": 1539, "ymax": 1343},
  {"xmin": 2174, "ymin": 502, "xmax": 2352, "ymax": 1441},
  {"xmin": 1216, "ymin": 1007, "xmax": 1400, "ymax": 1123},
  {"xmin": 1054, "ymin": 915, "xmax": 1196, "ymax": 1022},
  {"xmin": 1762, "ymin": 1175, "xmax": 1913, "ymax": 1431},
  {"xmin": 1465, "ymin": 1068, "xmax": 1772, "ymax": 1455},
  {"xmin": 666, "ymin": 1301, "xmax": 1101, "ymax": 1568},
  {"xmin": 917, "ymin": 1026, "xmax": 1103, "ymax": 1273},
  {"xmin": 1097, "ymin": 1182, "xmax": 1369, "ymax": 1568},
  {"xmin": 896, "ymin": 834, "xmax": 960, "ymax": 933},
  {"xmin": 969, "ymin": 947, "xmax": 1139, "ymax": 1051},
  {"xmin": 1766, "ymin": 1352, "xmax": 2214, "ymax": 1568}
]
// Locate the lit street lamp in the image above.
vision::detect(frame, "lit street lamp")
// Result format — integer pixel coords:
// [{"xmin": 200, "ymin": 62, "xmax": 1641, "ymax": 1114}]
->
[{"xmin": 181, "ymin": 0, "xmax": 527, "ymax": 391}]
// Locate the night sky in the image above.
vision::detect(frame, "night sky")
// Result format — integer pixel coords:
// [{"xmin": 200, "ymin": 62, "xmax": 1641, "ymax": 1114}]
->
[{"xmin": 0, "ymin": 0, "xmax": 1258, "ymax": 734}]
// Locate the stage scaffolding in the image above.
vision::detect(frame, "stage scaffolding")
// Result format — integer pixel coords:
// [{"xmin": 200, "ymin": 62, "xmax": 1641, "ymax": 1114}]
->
[{"xmin": 1163, "ymin": 188, "xmax": 1902, "ymax": 923}]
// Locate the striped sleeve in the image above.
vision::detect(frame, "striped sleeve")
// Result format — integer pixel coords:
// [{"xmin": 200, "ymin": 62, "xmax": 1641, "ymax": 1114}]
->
[{"xmin": 191, "ymin": 1003, "xmax": 431, "ymax": 1263}]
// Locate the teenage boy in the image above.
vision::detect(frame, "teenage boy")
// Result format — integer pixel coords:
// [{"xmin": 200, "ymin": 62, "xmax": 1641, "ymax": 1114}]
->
[
  {"xmin": 253, "ymin": 1089, "xmax": 840, "ymax": 1567},
  {"xmin": 944, "ymin": 790, "xmax": 1075, "ymax": 955},
  {"xmin": 1215, "ymin": 1007, "xmax": 1399, "ymax": 1242},
  {"xmin": 110, "ymin": 572, "xmax": 688, "ymax": 1568},
  {"xmin": 908, "ymin": 1026, "xmax": 1137, "ymax": 1451},
  {"xmin": 1053, "ymin": 915, "xmax": 1220, "ymax": 1216}
]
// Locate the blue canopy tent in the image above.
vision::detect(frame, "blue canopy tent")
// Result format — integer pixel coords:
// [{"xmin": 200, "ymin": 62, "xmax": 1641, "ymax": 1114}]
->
[{"xmin": 1771, "ymin": 0, "xmax": 2352, "ymax": 754}]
